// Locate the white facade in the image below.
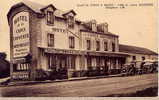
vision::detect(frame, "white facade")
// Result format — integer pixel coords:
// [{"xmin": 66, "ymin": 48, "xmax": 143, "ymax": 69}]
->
[
  {"xmin": 126, "ymin": 53, "xmax": 158, "ymax": 63},
  {"xmin": 10, "ymin": 1, "xmax": 157, "ymax": 80}
]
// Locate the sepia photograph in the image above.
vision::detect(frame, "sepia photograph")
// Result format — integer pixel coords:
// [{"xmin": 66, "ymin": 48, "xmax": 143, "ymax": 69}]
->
[{"xmin": 0, "ymin": 0, "xmax": 158, "ymax": 98}]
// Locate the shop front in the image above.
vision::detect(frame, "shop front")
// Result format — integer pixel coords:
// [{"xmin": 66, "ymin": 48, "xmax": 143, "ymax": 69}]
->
[
  {"xmin": 86, "ymin": 51, "xmax": 128, "ymax": 75},
  {"xmin": 43, "ymin": 48, "xmax": 86, "ymax": 79},
  {"xmin": 11, "ymin": 57, "xmax": 31, "ymax": 80},
  {"xmin": 46, "ymin": 54, "xmax": 76, "ymax": 79}
]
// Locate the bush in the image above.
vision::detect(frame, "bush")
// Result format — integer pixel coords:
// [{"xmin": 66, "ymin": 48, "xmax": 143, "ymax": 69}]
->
[
  {"xmin": 47, "ymin": 70, "xmax": 58, "ymax": 80},
  {"xmin": 35, "ymin": 69, "xmax": 48, "ymax": 81},
  {"xmin": 72, "ymin": 70, "xmax": 88, "ymax": 77}
]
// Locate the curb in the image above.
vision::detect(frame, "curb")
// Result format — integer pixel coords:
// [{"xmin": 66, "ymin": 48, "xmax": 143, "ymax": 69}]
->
[{"xmin": 0, "ymin": 74, "xmax": 123, "ymax": 87}]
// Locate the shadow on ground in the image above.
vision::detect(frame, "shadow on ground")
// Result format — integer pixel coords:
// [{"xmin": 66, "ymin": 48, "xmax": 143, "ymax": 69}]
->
[{"xmin": 104, "ymin": 86, "xmax": 158, "ymax": 97}]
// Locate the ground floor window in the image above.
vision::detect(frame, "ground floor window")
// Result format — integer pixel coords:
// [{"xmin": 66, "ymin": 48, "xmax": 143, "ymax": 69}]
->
[
  {"xmin": 96, "ymin": 57, "xmax": 100, "ymax": 67},
  {"xmin": 48, "ymin": 55, "xmax": 56, "ymax": 69},
  {"xmin": 87, "ymin": 57, "xmax": 92, "ymax": 68},
  {"xmin": 13, "ymin": 63, "xmax": 29, "ymax": 72},
  {"xmin": 48, "ymin": 55, "xmax": 76, "ymax": 70},
  {"xmin": 104, "ymin": 57, "xmax": 109, "ymax": 67},
  {"xmin": 68, "ymin": 56, "xmax": 76, "ymax": 69}
]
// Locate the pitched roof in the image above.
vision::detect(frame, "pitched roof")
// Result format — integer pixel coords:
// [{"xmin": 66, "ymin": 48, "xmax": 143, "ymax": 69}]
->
[
  {"xmin": 7, "ymin": 0, "xmax": 117, "ymax": 36},
  {"xmin": 7, "ymin": 0, "xmax": 68, "ymax": 19},
  {"xmin": 62, "ymin": 9, "xmax": 77, "ymax": 16},
  {"xmin": 22, "ymin": 0, "xmax": 44, "ymax": 13},
  {"xmin": 119, "ymin": 44, "xmax": 158, "ymax": 55}
]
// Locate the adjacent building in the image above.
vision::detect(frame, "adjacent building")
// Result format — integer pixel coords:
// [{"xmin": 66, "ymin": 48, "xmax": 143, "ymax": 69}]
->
[{"xmin": 119, "ymin": 44, "xmax": 158, "ymax": 62}]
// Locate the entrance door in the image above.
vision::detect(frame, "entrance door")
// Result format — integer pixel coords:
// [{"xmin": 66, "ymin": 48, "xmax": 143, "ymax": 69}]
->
[
  {"xmin": 104, "ymin": 57, "xmax": 109, "ymax": 74},
  {"xmin": 87, "ymin": 56, "xmax": 92, "ymax": 68},
  {"xmin": 59, "ymin": 56, "xmax": 67, "ymax": 68}
]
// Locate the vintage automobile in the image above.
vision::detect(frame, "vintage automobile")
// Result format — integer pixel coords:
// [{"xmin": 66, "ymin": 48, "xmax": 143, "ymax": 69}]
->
[
  {"xmin": 121, "ymin": 60, "xmax": 158, "ymax": 76},
  {"xmin": 121, "ymin": 62, "xmax": 137, "ymax": 76},
  {"xmin": 142, "ymin": 60, "xmax": 158, "ymax": 73}
]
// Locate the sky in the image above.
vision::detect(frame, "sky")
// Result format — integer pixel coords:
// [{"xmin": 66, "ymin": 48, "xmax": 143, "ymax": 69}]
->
[{"xmin": 0, "ymin": 0, "xmax": 158, "ymax": 60}]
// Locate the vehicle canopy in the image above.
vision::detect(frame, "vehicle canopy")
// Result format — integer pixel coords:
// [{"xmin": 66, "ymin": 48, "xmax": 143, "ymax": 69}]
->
[
  {"xmin": 144, "ymin": 59, "xmax": 157, "ymax": 62},
  {"xmin": 143, "ymin": 62, "xmax": 153, "ymax": 66}
]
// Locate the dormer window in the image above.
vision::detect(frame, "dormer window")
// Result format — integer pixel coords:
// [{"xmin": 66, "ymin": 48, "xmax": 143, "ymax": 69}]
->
[
  {"xmin": 85, "ymin": 20, "xmax": 97, "ymax": 32},
  {"xmin": 97, "ymin": 23, "xmax": 108, "ymax": 33},
  {"xmin": 47, "ymin": 11, "xmax": 54, "ymax": 25},
  {"xmin": 63, "ymin": 10, "xmax": 76, "ymax": 28},
  {"xmin": 92, "ymin": 23, "xmax": 97, "ymax": 32},
  {"xmin": 68, "ymin": 16, "xmax": 74, "ymax": 28}
]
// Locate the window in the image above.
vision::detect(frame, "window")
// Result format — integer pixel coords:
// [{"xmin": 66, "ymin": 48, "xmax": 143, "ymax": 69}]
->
[
  {"xmin": 92, "ymin": 23, "xmax": 97, "ymax": 31},
  {"xmin": 48, "ymin": 34, "xmax": 54, "ymax": 47},
  {"xmin": 112, "ymin": 42, "xmax": 115, "ymax": 52},
  {"xmin": 104, "ymin": 41, "xmax": 108, "ymax": 51},
  {"xmin": 86, "ymin": 40, "xmax": 91, "ymax": 50},
  {"xmin": 13, "ymin": 63, "xmax": 29, "ymax": 71},
  {"xmin": 96, "ymin": 41, "xmax": 100, "ymax": 51},
  {"xmin": 68, "ymin": 16, "xmax": 74, "ymax": 28},
  {"xmin": 47, "ymin": 11, "xmax": 54, "ymax": 25},
  {"xmin": 133, "ymin": 56, "xmax": 136, "ymax": 60},
  {"xmin": 96, "ymin": 57, "xmax": 100, "ymax": 67},
  {"xmin": 87, "ymin": 57, "xmax": 92, "ymax": 68},
  {"xmin": 48, "ymin": 55, "xmax": 56, "ymax": 69},
  {"xmin": 142, "ymin": 56, "xmax": 145, "ymax": 61},
  {"xmin": 69, "ymin": 36, "xmax": 75, "ymax": 48},
  {"xmin": 70, "ymin": 56, "xmax": 75, "ymax": 69}
]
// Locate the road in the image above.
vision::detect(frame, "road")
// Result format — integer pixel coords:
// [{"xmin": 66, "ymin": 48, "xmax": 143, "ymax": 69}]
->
[{"xmin": 0, "ymin": 73, "xmax": 158, "ymax": 97}]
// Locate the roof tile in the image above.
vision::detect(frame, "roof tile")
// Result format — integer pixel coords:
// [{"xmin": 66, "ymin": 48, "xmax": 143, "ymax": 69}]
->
[{"xmin": 119, "ymin": 44, "xmax": 158, "ymax": 55}]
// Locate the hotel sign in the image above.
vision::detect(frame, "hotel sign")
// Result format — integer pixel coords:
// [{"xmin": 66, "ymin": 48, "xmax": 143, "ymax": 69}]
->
[
  {"xmin": 52, "ymin": 28, "xmax": 67, "ymax": 33},
  {"xmin": 12, "ymin": 12, "xmax": 30, "ymax": 58},
  {"xmin": 12, "ymin": 71, "xmax": 29, "ymax": 80},
  {"xmin": 44, "ymin": 48, "xmax": 87, "ymax": 55}
]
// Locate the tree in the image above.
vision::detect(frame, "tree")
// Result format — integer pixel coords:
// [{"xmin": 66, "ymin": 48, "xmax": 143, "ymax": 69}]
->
[{"xmin": 0, "ymin": 52, "xmax": 10, "ymax": 78}]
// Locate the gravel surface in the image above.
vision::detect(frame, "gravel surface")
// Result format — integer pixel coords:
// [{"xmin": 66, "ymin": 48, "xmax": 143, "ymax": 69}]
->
[{"xmin": 0, "ymin": 73, "xmax": 158, "ymax": 97}]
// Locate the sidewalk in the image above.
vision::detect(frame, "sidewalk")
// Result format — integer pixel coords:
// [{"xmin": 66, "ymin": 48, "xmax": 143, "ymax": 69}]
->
[{"xmin": 1, "ymin": 74, "xmax": 123, "ymax": 87}]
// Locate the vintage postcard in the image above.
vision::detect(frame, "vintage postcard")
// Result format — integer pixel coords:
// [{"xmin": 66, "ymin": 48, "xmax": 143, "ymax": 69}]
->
[{"xmin": 0, "ymin": 0, "xmax": 158, "ymax": 98}]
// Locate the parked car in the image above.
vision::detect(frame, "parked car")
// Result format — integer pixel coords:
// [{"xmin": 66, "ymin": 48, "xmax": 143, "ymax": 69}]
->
[
  {"xmin": 121, "ymin": 63, "xmax": 137, "ymax": 76},
  {"xmin": 143, "ymin": 60, "xmax": 158, "ymax": 73}
]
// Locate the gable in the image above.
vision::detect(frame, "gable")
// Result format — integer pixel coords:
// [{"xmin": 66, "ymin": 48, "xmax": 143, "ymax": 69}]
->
[
  {"xmin": 67, "ymin": 12, "xmax": 75, "ymax": 17},
  {"xmin": 62, "ymin": 10, "xmax": 77, "ymax": 17},
  {"xmin": 40, "ymin": 4, "xmax": 56, "ymax": 12}
]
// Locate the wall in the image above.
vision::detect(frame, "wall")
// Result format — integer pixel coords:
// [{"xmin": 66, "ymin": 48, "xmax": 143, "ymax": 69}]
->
[
  {"xmin": 126, "ymin": 53, "xmax": 158, "ymax": 63},
  {"xmin": 81, "ymin": 31, "xmax": 119, "ymax": 52},
  {"xmin": 8, "ymin": 5, "xmax": 41, "ymax": 80},
  {"xmin": 39, "ymin": 7, "xmax": 80, "ymax": 50}
]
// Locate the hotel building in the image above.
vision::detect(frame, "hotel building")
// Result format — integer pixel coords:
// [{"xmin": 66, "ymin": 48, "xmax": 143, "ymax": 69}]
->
[{"xmin": 7, "ymin": 1, "xmax": 157, "ymax": 80}]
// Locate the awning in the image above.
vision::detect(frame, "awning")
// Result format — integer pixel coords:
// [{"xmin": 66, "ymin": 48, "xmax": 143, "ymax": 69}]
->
[
  {"xmin": 87, "ymin": 51, "xmax": 129, "ymax": 57},
  {"xmin": 41, "ymin": 47, "xmax": 129, "ymax": 57},
  {"xmin": 12, "ymin": 58, "xmax": 26, "ymax": 64},
  {"xmin": 43, "ymin": 48, "xmax": 87, "ymax": 55}
]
